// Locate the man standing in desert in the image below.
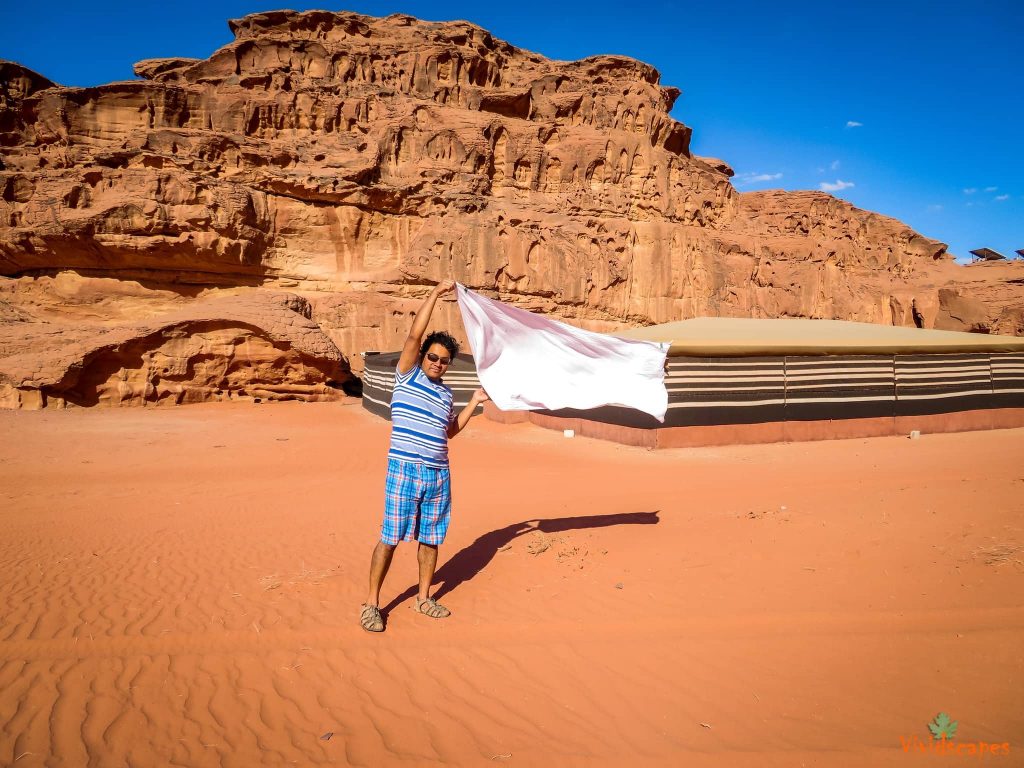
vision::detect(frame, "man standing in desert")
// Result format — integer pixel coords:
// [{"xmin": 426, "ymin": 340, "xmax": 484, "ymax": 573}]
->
[{"xmin": 360, "ymin": 279, "xmax": 489, "ymax": 632}]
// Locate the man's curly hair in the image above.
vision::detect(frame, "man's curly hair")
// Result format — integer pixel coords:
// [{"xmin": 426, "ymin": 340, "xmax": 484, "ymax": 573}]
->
[{"xmin": 420, "ymin": 330, "xmax": 460, "ymax": 360}]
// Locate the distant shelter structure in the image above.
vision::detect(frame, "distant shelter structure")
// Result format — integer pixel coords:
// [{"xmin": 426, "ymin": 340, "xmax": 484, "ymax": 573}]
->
[
  {"xmin": 363, "ymin": 318, "xmax": 1024, "ymax": 448},
  {"xmin": 970, "ymin": 248, "xmax": 1008, "ymax": 261}
]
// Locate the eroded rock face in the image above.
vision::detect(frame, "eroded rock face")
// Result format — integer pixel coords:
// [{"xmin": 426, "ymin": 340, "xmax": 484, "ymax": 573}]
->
[
  {"xmin": 0, "ymin": 10, "xmax": 1021, "ymax": 407},
  {"xmin": 0, "ymin": 283, "xmax": 351, "ymax": 408}
]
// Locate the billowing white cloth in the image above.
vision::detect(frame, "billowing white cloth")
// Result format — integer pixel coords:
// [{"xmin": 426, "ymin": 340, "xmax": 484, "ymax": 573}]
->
[{"xmin": 456, "ymin": 283, "xmax": 670, "ymax": 421}]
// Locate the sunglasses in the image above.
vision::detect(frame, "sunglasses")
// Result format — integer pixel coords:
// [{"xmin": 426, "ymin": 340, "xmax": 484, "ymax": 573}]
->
[{"xmin": 425, "ymin": 352, "xmax": 451, "ymax": 365}]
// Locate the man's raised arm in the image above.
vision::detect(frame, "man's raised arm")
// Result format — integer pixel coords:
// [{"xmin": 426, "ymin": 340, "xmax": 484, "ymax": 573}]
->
[{"xmin": 397, "ymin": 279, "xmax": 455, "ymax": 375}]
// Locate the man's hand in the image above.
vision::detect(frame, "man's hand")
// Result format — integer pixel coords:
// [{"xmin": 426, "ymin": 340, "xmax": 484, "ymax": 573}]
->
[
  {"xmin": 471, "ymin": 388, "xmax": 490, "ymax": 405},
  {"xmin": 435, "ymin": 279, "xmax": 455, "ymax": 296}
]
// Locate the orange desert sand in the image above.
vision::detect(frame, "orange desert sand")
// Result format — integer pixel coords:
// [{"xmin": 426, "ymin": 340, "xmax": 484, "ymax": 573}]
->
[{"xmin": 1, "ymin": 401, "xmax": 1022, "ymax": 767}]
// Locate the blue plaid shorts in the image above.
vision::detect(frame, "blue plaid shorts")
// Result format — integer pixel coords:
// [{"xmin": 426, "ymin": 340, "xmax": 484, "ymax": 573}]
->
[{"xmin": 381, "ymin": 458, "xmax": 452, "ymax": 546}]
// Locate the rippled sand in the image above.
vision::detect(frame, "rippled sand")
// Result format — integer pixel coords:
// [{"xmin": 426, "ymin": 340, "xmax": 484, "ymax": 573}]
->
[{"xmin": 1, "ymin": 402, "xmax": 1021, "ymax": 767}]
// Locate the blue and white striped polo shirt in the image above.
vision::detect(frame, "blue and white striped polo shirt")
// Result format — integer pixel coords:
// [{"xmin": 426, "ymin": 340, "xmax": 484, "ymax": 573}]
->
[{"xmin": 387, "ymin": 365, "xmax": 454, "ymax": 468}]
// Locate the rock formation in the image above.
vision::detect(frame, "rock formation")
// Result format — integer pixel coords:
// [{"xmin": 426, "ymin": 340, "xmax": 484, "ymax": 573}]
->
[
  {"xmin": 0, "ymin": 10, "xmax": 1021, "ymax": 407},
  {"xmin": 0, "ymin": 282, "xmax": 350, "ymax": 409}
]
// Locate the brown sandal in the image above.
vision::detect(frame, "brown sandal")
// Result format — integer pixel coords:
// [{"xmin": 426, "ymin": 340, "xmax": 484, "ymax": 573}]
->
[
  {"xmin": 360, "ymin": 604, "xmax": 384, "ymax": 632},
  {"xmin": 414, "ymin": 597, "xmax": 451, "ymax": 619}
]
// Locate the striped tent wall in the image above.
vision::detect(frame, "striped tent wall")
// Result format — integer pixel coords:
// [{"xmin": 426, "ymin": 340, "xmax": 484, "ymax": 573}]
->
[
  {"xmin": 362, "ymin": 351, "xmax": 1024, "ymax": 429},
  {"xmin": 993, "ymin": 353, "xmax": 1024, "ymax": 408},
  {"xmin": 895, "ymin": 354, "xmax": 994, "ymax": 415}
]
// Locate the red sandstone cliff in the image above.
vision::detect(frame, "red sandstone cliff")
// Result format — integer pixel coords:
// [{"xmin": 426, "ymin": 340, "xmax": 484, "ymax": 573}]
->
[{"xmin": 0, "ymin": 11, "xmax": 1021, "ymax": 407}]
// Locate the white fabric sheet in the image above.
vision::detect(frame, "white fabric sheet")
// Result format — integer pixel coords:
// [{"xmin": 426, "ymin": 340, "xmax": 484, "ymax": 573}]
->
[{"xmin": 455, "ymin": 283, "xmax": 670, "ymax": 422}]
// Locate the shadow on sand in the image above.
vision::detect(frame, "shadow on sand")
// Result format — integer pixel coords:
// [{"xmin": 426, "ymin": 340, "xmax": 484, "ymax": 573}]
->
[{"xmin": 381, "ymin": 510, "xmax": 659, "ymax": 616}]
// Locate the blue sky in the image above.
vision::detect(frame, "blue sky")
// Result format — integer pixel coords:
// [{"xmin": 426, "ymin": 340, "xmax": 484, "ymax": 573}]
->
[{"xmin": 3, "ymin": 0, "xmax": 1021, "ymax": 262}]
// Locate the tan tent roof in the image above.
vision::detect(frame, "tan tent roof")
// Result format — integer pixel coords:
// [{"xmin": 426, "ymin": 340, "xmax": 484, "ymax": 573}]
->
[{"xmin": 616, "ymin": 317, "xmax": 1024, "ymax": 357}]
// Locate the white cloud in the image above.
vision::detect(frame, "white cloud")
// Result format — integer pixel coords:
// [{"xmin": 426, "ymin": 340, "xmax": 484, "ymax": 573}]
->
[
  {"xmin": 830, "ymin": 160, "xmax": 841, "ymax": 170},
  {"xmin": 963, "ymin": 188, "xmax": 977, "ymax": 195},
  {"xmin": 845, "ymin": 121, "xmax": 863, "ymax": 128},
  {"xmin": 927, "ymin": 204, "xmax": 943, "ymax": 212},
  {"xmin": 995, "ymin": 194, "xmax": 1009, "ymax": 201},
  {"xmin": 736, "ymin": 172, "xmax": 783, "ymax": 185},
  {"xmin": 820, "ymin": 179, "xmax": 855, "ymax": 192},
  {"xmin": 985, "ymin": 186, "xmax": 998, "ymax": 192}
]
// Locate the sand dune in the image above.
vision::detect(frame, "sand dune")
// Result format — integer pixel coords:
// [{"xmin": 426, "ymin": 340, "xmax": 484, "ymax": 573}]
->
[{"xmin": 1, "ymin": 402, "xmax": 1021, "ymax": 766}]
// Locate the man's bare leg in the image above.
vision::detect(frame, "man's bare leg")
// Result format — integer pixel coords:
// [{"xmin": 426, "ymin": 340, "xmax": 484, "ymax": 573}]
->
[
  {"xmin": 366, "ymin": 541, "xmax": 396, "ymax": 607},
  {"xmin": 415, "ymin": 542, "xmax": 451, "ymax": 618},
  {"xmin": 416, "ymin": 542, "xmax": 438, "ymax": 601}
]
